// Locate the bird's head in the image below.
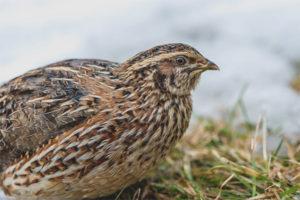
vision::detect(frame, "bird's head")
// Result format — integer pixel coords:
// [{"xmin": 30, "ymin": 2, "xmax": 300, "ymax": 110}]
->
[{"xmin": 121, "ymin": 43, "xmax": 219, "ymax": 96}]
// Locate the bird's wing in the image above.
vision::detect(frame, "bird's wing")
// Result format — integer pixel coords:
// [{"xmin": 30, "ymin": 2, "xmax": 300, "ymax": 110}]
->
[{"xmin": 0, "ymin": 59, "xmax": 120, "ymax": 172}]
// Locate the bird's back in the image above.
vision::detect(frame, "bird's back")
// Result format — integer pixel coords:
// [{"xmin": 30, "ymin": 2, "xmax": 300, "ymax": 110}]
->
[{"xmin": 0, "ymin": 59, "xmax": 120, "ymax": 174}]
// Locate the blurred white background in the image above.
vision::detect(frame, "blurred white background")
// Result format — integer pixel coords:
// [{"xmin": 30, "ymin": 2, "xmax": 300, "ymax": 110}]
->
[{"xmin": 1, "ymin": 0, "xmax": 300, "ymax": 135}]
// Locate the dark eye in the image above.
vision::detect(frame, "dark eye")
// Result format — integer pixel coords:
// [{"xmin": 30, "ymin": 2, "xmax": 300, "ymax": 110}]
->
[{"xmin": 175, "ymin": 56, "xmax": 187, "ymax": 66}]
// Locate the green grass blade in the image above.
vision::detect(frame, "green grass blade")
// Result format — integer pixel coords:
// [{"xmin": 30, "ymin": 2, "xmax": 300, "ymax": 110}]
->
[
  {"xmin": 271, "ymin": 139, "xmax": 284, "ymax": 162},
  {"xmin": 279, "ymin": 184, "xmax": 300, "ymax": 198}
]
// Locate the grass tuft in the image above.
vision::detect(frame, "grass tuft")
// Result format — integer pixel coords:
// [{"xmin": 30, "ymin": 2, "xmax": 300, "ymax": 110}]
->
[{"xmin": 102, "ymin": 117, "xmax": 300, "ymax": 200}]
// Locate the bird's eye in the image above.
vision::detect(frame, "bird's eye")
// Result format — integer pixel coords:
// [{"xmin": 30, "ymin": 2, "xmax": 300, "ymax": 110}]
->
[{"xmin": 175, "ymin": 56, "xmax": 187, "ymax": 66}]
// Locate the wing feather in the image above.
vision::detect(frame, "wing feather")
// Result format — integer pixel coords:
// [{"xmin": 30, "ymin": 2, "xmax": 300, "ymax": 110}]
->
[{"xmin": 0, "ymin": 59, "xmax": 120, "ymax": 172}]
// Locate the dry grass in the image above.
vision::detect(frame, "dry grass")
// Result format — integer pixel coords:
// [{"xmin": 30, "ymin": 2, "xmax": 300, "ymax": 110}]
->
[
  {"xmin": 100, "ymin": 116, "xmax": 300, "ymax": 200},
  {"xmin": 99, "ymin": 86, "xmax": 300, "ymax": 200},
  {"xmin": 290, "ymin": 61, "xmax": 300, "ymax": 93}
]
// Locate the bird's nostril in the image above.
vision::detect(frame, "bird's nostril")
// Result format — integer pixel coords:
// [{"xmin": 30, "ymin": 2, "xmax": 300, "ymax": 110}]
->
[{"xmin": 197, "ymin": 58, "xmax": 208, "ymax": 65}]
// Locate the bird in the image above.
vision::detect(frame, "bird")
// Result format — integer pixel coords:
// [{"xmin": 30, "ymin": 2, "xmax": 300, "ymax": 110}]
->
[{"xmin": 0, "ymin": 43, "xmax": 219, "ymax": 200}]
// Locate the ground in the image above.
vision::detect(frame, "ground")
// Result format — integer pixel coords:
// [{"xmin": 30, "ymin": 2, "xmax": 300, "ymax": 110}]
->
[{"xmin": 99, "ymin": 116, "xmax": 300, "ymax": 200}]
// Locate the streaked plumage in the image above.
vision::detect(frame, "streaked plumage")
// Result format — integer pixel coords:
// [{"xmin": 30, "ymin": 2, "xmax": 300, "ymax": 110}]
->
[{"xmin": 0, "ymin": 43, "xmax": 219, "ymax": 199}]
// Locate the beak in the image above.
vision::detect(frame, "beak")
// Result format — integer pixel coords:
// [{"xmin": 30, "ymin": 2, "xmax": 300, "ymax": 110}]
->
[
  {"xmin": 183, "ymin": 57, "xmax": 220, "ymax": 75},
  {"xmin": 197, "ymin": 57, "xmax": 220, "ymax": 71},
  {"xmin": 205, "ymin": 61, "xmax": 220, "ymax": 71}
]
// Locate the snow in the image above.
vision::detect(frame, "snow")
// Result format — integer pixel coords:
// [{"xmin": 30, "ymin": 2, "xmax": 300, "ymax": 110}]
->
[{"xmin": 0, "ymin": 0, "xmax": 300, "ymax": 134}]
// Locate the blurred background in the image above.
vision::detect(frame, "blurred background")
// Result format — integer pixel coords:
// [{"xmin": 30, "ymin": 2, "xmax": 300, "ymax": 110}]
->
[{"xmin": 0, "ymin": 0, "xmax": 299, "ymax": 136}]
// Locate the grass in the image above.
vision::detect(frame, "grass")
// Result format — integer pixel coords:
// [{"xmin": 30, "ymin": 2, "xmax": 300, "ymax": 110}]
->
[
  {"xmin": 101, "ymin": 116, "xmax": 300, "ymax": 200},
  {"xmin": 100, "ymin": 90, "xmax": 300, "ymax": 200}
]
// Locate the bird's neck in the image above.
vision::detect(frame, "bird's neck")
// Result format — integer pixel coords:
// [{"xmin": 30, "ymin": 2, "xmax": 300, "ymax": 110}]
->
[
  {"xmin": 117, "ymin": 68, "xmax": 193, "ymax": 132},
  {"xmin": 127, "ymin": 78, "xmax": 193, "ymax": 127}
]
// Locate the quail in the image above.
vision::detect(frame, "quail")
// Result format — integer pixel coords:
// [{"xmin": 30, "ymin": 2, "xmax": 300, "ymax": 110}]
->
[{"xmin": 0, "ymin": 43, "xmax": 219, "ymax": 199}]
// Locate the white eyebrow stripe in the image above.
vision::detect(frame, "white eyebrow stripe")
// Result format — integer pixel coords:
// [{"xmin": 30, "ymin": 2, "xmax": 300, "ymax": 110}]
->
[{"xmin": 129, "ymin": 52, "xmax": 198, "ymax": 70}]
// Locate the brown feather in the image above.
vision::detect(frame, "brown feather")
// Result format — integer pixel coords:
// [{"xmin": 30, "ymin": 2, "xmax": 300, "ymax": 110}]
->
[{"xmin": 0, "ymin": 43, "xmax": 218, "ymax": 200}]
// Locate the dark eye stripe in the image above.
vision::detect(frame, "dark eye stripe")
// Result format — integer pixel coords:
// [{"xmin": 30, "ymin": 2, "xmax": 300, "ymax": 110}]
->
[{"xmin": 170, "ymin": 74, "xmax": 175, "ymax": 85}]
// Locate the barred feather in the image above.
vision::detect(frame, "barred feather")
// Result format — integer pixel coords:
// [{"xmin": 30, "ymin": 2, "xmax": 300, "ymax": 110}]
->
[{"xmin": 0, "ymin": 43, "xmax": 218, "ymax": 200}]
